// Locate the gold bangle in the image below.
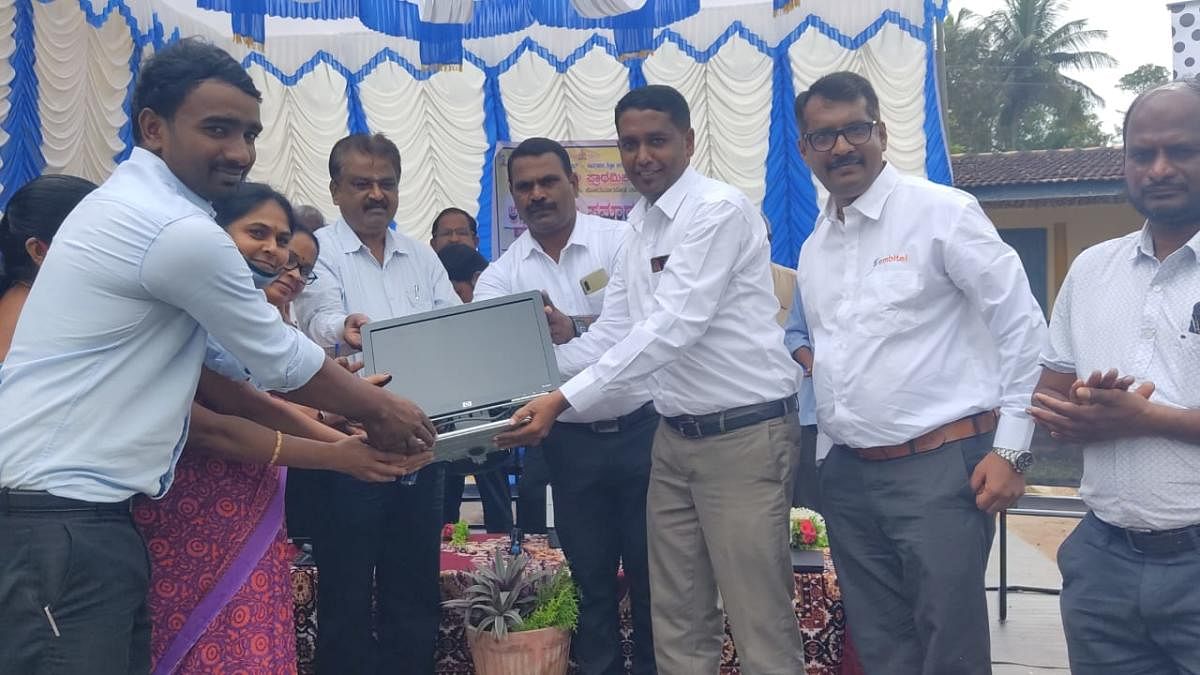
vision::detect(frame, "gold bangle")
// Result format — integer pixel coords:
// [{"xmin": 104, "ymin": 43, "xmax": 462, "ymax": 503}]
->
[{"xmin": 268, "ymin": 430, "xmax": 283, "ymax": 466}]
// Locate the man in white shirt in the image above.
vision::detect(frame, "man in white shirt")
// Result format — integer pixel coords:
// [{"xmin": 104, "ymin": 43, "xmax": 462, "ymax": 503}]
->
[
  {"xmin": 293, "ymin": 133, "xmax": 459, "ymax": 675},
  {"xmin": 476, "ymin": 137, "xmax": 658, "ymax": 675},
  {"xmin": 0, "ymin": 42, "xmax": 433, "ymax": 674},
  {"xmin": 1029, "ymin": 80, "xmax": 1200, "ymax": 673},
  {"xmin": 793, "ymin": 71, "xmax": 1046, "ymax": 673},
  {"xmin": 497, "ymin": 86, "xmax": 805, "ymax": 675}
]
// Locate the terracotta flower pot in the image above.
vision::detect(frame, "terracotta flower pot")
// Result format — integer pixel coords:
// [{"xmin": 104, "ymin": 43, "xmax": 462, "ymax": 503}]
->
[{"xmin": 466, "ymin": 626, "xmax": 571, "ymax": 675}]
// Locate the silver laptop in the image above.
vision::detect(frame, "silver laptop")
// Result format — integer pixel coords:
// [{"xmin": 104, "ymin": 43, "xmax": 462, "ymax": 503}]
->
[{"xmin": 361, "ymin": 290, "xmax": 560, "ymax": 465}]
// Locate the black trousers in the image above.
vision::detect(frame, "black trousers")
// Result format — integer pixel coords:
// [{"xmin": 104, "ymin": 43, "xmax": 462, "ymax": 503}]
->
[
  {"xmin": 0, "ymin": 506, "xmax": 151, "ymax": 675},
  {"xmin": 311, "ymin": 465, "xmax": 446, "ymax": 675},
  {"xmin": 542, "ymin": 413, "xmax": 657, "ymax": 675},
  {"xmin": 516, "ymin": 445, "xmax": 550, "ymax": 534},
  {"xmin": 443, "ymin": 466, "xmax": 513, "ymax": 533}
]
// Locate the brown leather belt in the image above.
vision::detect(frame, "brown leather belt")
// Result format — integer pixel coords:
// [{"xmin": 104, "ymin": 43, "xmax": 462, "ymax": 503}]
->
[{"xmin": 852, "ymin": 410, "xmax": 998, "ymax": 461}]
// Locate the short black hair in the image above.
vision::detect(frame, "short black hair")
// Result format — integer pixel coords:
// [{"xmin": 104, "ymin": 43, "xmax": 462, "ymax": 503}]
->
[
  {"xmin": 437, "ymin": 242, "xmax": 488, "ymax": 282},
  {"xmin": 1122, "ymin": 76, "xmax": 1200, "ymax": 143},
  {"xmin": 132, "ymin": 38, "xmax": 261, "ymax": 144},
  {"xmin": 794, "ymin": 71, "xmax": 881, "ymax": 133},
  {"xmin": 329, "ymin": 133, "xmax": 402, "ymax": 182},
  {"xmin": 615, "ymin": 85, "xmax": 690, "ymax": 133},
  {"xmin": 506, "ymin": 137, "xmax": 573, "ymax": 182},
  {"xmin": 291, "ymin": 220, "xmax": 320, "ymax": 256},
  {"xmin": 0, "ymin": 174, "xmax": 98, "ymax": 292},
  {"xmin": 431, "ymin": 207, "xmax": 478, "ymax": 236},
  {"xmin": 212, "ymin": 182, "xmax": 297, "ymax": 233}
]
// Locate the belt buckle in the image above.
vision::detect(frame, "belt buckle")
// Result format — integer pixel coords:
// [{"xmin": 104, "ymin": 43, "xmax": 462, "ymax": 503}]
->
[
  {"xmin": 592, "ymin": 419, "xmax": 620, "ymax": 434},
  {"xmin": 676, "ymin": 418, "xmax": 703, "ymax": 438}
]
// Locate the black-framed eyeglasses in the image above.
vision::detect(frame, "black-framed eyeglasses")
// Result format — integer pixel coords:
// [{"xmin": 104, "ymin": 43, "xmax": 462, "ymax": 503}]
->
[
  {"xmin": 803, "ymin": 120, "xmax": 878, "ymax": 152},
  {"xmin": 282, "ymin": 256, "xmax": 318, "ymax": 286}
]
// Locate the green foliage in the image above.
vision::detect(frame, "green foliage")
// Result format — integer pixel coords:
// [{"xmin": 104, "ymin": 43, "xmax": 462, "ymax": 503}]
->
[
  {"xmin": 1116, "ymin": 64, "xmax": 1170, "ymax": 95},
  {"xmin": 442, "ymin": 552, "xmax": 549, "ymax": 640},
  {"xmin": 942, "ymin": 0, "xmax": 1115, "ymax": 152},
  {"xmin": 518, "ymin": 569, "xmax": 579, "ymax": 633},
  {"xmin": 452, "ymin": 519, "xmax": 470, "ymax": 547}
]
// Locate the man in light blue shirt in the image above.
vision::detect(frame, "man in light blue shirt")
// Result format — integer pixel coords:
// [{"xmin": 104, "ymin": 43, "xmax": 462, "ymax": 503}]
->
[
  {"xmin": 292, "ymin": 133, "xmax": 459, "ymax": 675},
  {"xmin": 0, "ymin": 41, "xmax": 435, "ymax": 675},
  {"xmin": 783, "ymin": 276, "xmax": 821, "ymax": 508}
]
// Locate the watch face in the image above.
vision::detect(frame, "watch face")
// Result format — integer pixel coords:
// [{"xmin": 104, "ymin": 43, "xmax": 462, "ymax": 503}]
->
[{"xmin": 1016, "ymin": 451, "xmax": 1034, "ymax": 472}]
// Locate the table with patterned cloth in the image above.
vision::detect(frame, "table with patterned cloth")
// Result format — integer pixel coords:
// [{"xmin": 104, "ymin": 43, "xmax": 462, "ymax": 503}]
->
[{"xmin": 292, "ymin": 534, "xmax": 858, "ymax": 674}]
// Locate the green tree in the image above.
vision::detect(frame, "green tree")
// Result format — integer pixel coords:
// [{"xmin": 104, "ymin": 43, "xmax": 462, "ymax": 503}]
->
[
  {"xmin": 942, "ymin": 9, "xmax": 1003, "ymax": 153},
  {"xmin": 1116, "ymin": 63, "xmax": 1170, "ymax": 95},
  {"xmin": 941, "ymin": 0, "xmax": 1116, "ymax": 152},
  {"xmin": 986, "ymin": 0, "xmax": 1116, "ymax": 150}
]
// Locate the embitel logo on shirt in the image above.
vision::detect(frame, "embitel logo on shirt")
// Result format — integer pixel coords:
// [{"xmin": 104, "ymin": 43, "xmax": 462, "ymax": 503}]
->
[{"xmin": 873, "ymin": 254, "xmax": 909, "ymax": 267}]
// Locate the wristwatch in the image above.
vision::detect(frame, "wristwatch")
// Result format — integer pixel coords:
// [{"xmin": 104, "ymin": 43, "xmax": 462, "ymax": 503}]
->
[
  {"xmin": 992, "ymin": 447, "xmax": 1034, "ymax": 474},
  {"xmin": 571, "ymin": 316, "xmax": 590, "ymax": 338}
]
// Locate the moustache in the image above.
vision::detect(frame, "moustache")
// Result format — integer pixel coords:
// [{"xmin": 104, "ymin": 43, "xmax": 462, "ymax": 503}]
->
[
  {"xmin": 364, "ymin": 201, "xmax": 388, "ymax": 211},
  {"xmin": 828, "ymin": 155, "xmax": 864, "ymax": 170}
]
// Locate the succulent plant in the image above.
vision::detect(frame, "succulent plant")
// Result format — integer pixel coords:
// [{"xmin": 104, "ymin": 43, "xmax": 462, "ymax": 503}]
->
[{"xmin": 443, "ymin": 552, "xmax": 551, "ymax": 640}]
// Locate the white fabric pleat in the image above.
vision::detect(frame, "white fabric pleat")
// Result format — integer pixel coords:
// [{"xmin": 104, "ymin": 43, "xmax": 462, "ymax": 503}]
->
[
  {"xmin": 34, "ymin": 0, "xmax": 131, "ymax": 183},
  {"xmin": 0, "ymin": 0, "xmax": 17, "ymax": 189},
  {"xmin": 643, "ymin": 35, "xmax": 772, "ymax": 207},
  {"xmin": 500, "ymin": 46, "xmax": 630, "ymax": 143},
  {"xmin": 245, "ymin": 63, "xmax": 350, "ymax": 224},
  {"xmin": 359, "ymin": 61, "xmax": 488, "ymax": 240}
]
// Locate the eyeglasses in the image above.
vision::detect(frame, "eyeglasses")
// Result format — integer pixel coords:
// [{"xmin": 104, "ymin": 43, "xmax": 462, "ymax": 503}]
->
[
  {"xmin": 282, "ymin": 256, "xmax": 318, "ymax": 286},
  {"xmin": 803, "ymin": 121, "xmax": 878, "ymax": 152}
]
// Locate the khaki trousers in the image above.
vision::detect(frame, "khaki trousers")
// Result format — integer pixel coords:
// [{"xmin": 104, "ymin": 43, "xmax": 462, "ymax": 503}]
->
[{"xmin": 647, "ymin": 416, "xmax": 805, "ymax": 675}]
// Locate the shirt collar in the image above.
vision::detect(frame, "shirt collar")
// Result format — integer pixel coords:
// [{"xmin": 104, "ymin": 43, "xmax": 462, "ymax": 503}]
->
[
  {"xmin": 819, "ymin": 162, "xmax": 900, "ymax": 224},
  {"xmin": 521, "ymin": 213, "xmax": 588, "ymax": 261},
  {"xmin": 650, "ymin": 166, "xmax": 698, "ymax": 221},
  {"xmin": 331, "ymin": 217, "xmax": 408, "ymax": 259},
  {"xmin": 1131, "ymin": 220, "xmax": 1200, "ymax": 262},
  {"xmin": 128, "ymin": 147, "xmax": 215, "ymax": 217}
]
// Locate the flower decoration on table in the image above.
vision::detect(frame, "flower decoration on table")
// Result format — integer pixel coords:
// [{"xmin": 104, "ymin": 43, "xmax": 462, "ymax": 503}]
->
[
  {"xmin": 790, "ymin": 507, "xmax": 829, "ymax": 550},
  {"xmin": 441, "ymin": 519, "xmax": 471, "ymax": 548}
]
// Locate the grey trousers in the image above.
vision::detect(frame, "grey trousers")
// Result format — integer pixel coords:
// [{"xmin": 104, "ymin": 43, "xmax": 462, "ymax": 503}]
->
[
  {"xmin": 820, "ymin": 433, "xmax": 995, "ymax": 675},
  {"xmin": 1059, "ymin": 512, "xmax": 1200, "ymax": 675},
  {"xmin": 647, "ymin": 416, "xmax": 804, "ymax": 675}
]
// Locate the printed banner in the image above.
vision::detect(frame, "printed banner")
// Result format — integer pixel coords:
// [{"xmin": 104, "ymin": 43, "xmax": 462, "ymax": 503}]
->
[{"xmin": 492, "ymin": 141, "xmax": 640, "ymax": 258}]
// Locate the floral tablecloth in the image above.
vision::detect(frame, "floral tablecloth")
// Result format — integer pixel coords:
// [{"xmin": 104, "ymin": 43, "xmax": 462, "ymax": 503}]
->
[{"xmin": 292, "ymin": 534, "xmax": 857, "ymax": 674}]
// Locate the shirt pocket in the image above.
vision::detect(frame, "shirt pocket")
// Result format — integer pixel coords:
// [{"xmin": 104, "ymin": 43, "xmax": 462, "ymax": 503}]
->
[{"xmin": 854, "ymin": 269, "xmax": 922, "ymax": 337}]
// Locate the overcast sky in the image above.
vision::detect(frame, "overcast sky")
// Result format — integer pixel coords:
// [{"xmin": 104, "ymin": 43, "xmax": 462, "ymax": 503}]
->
[{"xmin": 953, "ymin": 0, "xmax": 1175, "ymax": 136}]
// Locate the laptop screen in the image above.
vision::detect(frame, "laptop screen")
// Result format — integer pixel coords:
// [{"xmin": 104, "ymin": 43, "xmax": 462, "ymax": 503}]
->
[{"xmin": 361, "ymin": 291, "xmax": 560, "ymax": 418}]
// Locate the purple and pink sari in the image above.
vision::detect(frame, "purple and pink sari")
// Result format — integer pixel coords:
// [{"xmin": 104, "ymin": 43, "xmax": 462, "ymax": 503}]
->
[{"xmin": 133, "ymin": 451, "xmax": 297, "ymax": 675}]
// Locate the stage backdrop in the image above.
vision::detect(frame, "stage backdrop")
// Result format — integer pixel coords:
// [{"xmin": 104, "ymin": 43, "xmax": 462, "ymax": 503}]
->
[
  {"xmin": 493, "ymin": 140, "xmax": 639, "ymax": 259},
  {"xmin": 0, "ymin": 0, "xmax": 951, "ymax": 268}
]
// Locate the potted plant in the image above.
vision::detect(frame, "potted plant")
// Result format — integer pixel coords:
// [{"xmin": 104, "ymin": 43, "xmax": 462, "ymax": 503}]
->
[{"xmin": 443, "ymin": 552, "xmax": 578, "ymax": 675}]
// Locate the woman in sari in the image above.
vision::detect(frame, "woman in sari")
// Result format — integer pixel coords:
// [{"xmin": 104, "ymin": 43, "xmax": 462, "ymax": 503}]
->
[{"xmin": 132, "ymin": 183, "xmax": 427, "ymax": 674}]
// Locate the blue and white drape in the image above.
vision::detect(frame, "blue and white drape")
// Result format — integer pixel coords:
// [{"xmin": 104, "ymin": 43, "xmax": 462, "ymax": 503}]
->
[{"xmin": 0, "ymin": 0, "xmax": 951, "ymax": 267}]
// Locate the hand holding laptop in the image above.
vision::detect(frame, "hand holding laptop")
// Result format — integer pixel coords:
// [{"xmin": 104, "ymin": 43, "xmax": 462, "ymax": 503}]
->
[
  {"xmin": 493, "ymin": 390, "xmax": 570, "ymax": 448},
  {"xmin": 360, "ymin": 388, "xmax": 438, "ymax": 456}
]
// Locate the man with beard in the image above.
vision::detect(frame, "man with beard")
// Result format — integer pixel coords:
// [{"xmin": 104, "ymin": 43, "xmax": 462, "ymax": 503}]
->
[
  {"xmin": 475, "ymin": 137, "xmax": 658, "ymax": 675},
  {"xmin": 0, "ymin": 43, "xmax": 434, "ymax": 674},
  {"xmin": 791, "ymin": 71, "xmax": 1046, "ymax": 674},
  {"xmin": 1029, "ymin": 79, "xmax": 1200, "ymax": 673},
  {"xmin": 293, "ymin": 133, "xmax": 459, "ymax": 674}
]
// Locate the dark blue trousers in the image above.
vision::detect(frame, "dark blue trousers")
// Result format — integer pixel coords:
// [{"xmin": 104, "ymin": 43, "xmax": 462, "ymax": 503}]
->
[{"xmin": 1060, "ymin": 512, "xmax": 1200, "ymax": 675}]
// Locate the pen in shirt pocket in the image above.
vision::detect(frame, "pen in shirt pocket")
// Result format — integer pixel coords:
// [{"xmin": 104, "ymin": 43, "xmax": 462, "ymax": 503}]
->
[{"xmin": 1189, "ymin": 302, "xmax": 1200, "ymax": 335}]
